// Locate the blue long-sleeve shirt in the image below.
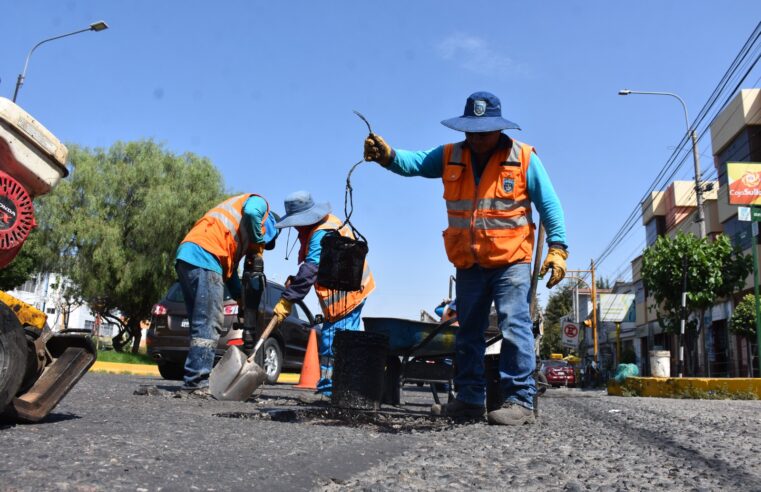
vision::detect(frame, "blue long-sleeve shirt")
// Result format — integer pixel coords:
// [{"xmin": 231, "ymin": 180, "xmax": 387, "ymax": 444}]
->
[
  {"xmin": 176, "ymin": 195, "xmax": 271, "ymax": 298},
  {"xmin": 387, "ymin": 136, "xmax": 567, "ymax": 247}
]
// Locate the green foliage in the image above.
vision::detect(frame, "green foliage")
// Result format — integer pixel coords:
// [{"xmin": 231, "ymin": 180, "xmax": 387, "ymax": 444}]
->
[
  {"xmin": 0, "ymin": 229, "xmax": 44, "ymax": 290},
  {"xmin": 729, "ymin": 293, "xmax": 758, "ymax": 338},
  {"xmin": 541, "ymin": 284, "xmax": 573, "ymax": 358},
  {"xmin": 34, "ymin": 140, "xmax": 225, "ymax": 351},
  {"xmin": 641, "ymin": 232, "xmax": 752, "ymax": 334},
  {"xmin": 96, "ymin": 350, "xmax": 155, "ymax": 365}
]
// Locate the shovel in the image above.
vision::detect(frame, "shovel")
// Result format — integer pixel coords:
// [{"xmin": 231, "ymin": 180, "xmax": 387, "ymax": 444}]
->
[{"xmin": 209, "ymin": 315, "xmax": 281, "ymax": 401}]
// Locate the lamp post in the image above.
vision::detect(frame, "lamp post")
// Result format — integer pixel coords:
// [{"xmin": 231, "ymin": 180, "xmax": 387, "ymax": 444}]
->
[
  {"xmin": 618, "ymin": 89, "xmax": 706, "ymax": 239},
  {"xmin": 12, "ymin": 20, "xmax": 109, "ymax": 102}
]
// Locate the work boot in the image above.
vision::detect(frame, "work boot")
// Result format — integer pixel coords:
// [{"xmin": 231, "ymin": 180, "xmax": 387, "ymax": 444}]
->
[
  {"xmin": 487, "ymin": 401, "xmax": 535, "ymax": 425},
  {"xmin": 431, "ymin": 398, "xmax": 485, "ymax": 418}
]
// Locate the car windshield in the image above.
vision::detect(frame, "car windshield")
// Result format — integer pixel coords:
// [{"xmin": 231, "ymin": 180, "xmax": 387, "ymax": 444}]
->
[{"xmin": 543, "ymin": 360, "xmax": 568, "ymax": 368}]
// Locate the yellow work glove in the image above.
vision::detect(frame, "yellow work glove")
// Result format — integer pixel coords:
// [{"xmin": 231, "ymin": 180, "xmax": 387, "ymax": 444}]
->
[
  {"xmin": 273, "ymin": 298, "xmax": 293, "ymax": 321},
  {"xmin": 539, "ymin": 247, "xmax": 568, "ymax": 289},
  {"xmin": 363, "ymin": 133, "xmax": 392, "ymax": 166}
]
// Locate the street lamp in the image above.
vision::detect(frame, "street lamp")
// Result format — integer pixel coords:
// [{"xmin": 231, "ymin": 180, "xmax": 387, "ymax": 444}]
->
[
  {"xmin": 618, "ymin": 89, "xmax": 706, "ymax": 239},
  {"xmin": 12, "ymin": 20, "xmax": 109, "ymax": 102}
]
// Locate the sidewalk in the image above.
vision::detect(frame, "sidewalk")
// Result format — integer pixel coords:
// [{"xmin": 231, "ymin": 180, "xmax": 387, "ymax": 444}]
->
[
  {"xmin": 90, "ymin": 361, "xmax": 300, "ymax": 384},
  {"xmin": 608, "ymin": 376, "xmax": 761, "ymax": 399}
]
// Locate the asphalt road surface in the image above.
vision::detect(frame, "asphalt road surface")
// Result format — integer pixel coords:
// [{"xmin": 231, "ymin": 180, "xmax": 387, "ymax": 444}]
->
[{"xmin": 2, "ymin": 373, "xmax": 761, "ymax": 491}]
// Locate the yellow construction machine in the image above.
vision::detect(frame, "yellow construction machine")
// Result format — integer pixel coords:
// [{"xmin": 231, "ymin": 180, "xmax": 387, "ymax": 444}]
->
[{"xmin": 0, "ymin": 97, "xmax": 96, "ymax": 422}]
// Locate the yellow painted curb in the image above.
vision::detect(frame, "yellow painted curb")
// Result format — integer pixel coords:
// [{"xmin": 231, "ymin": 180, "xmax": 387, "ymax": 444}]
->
[
  {"xmin": 89, "ymin": 361, "xmax": 301, "ymax": 385},
  {"xmin": 91, "ymin": 361, "xmax": 160, "ymax": 376},
  {"xmin": 608, "ymin": 377, "xmax": 761, "ymax": 399}
]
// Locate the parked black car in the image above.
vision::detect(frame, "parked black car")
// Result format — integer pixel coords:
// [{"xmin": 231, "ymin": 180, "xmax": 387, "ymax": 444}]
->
[{"xmin": 146, "ymin": 279, "xmax": 318, "ymax": 384}]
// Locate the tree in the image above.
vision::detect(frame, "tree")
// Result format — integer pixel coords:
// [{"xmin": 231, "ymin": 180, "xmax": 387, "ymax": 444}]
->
[
  {"xmin": 541, "ymin": 284, "xmax": 573, "ymax": 358},
  {"xmin": 0, "ymin": 229, "xmax": 44, "ymax": 291},
  {"xmin": 34, "ymin": 140, "xmax": 226, "ymax": 352},
  {"xmin": 641, "ymin": 232, "xmax": 752, "ymax": 374},
  {"xmin": 729, "ymin": 293, "xmax": 758, "ymax": 377}
]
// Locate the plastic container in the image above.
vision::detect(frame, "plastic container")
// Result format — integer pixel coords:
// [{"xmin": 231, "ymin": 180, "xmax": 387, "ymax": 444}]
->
[
  {"xmin": 331, "ymin": 331, "xmax": 388, "ymax": 410},
  {"xmin": 649, "ymin": 350, "xmax": 671, "ymax": 377}
]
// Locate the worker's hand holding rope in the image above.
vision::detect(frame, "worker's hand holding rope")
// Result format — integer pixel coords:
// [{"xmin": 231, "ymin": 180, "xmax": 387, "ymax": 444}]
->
[{"xmin": 363, "ymin": 134, "xmax": 393, "ymax": 166}]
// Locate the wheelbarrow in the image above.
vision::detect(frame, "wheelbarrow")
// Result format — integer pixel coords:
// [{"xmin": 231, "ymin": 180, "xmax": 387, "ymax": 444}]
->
[{"xmin": 363, "ymin": 316, "xmax": 459, "ymax": 406}]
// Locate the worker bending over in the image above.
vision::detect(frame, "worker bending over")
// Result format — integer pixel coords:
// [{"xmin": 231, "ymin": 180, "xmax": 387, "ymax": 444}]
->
[
  {"xmin": 273, "ymin": 191, "xmax": 375, "ymax": 396},
  {"xmin": 364, "ymin": 92, "xmax": 568, "ymax": 425},
  {"xmin": 175, "ymin": 194, "xmax": 279, "ymax": 394}
]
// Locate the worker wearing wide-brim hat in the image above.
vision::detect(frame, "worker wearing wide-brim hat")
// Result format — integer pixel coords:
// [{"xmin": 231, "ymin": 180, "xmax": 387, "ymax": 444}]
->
[
  {"xmin": 364, "ymin": 91, "xmax": 568, "ymax": 425},
  {"xmin": 272, "ymin": 190, "xmax": 375, "ymax": 396}
]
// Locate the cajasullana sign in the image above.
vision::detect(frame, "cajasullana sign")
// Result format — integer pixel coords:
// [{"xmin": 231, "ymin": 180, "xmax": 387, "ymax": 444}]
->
[{"xmin": 728, "ymin": 162, "xmax": 761, "ymax": 205}]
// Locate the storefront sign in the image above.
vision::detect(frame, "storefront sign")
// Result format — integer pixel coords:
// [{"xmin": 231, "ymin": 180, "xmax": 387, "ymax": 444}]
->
[{"xmin": 727, "ymin": 162, "xmax": 761, "ymax": 205}]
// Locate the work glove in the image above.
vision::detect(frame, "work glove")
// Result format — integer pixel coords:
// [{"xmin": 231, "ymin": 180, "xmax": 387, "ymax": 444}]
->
[
  {"xmin": 539, "ymin": 247, "xmax": 568, "ymax": 289},
  {"xmin": 363, "ymin": 133, "xmax": 393, "ymax": 166},
  {"xmin": 273, "ymin": 298, "xmax": 293, "ymax": 322}
]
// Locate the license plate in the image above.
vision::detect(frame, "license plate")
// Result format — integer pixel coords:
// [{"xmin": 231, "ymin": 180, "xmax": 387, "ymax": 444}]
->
[{"xmin": 181, "ymin": 319, "xmax": 190, "ymax": 328}]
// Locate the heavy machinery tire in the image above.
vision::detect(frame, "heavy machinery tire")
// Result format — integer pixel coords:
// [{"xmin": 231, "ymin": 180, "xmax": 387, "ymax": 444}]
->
[
  {"xmin": 157, "ymin": 361, "xmax": 185, "ymax": 381},
  {"xmin": 0, "ymin": 302, "xmax": 28, "ymax": 415}
]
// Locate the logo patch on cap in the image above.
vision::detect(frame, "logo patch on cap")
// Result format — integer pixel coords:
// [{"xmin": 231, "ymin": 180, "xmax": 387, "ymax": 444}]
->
[{"xmin": 473, "ymin": 100, "xmax": 486, "ymax": 117}]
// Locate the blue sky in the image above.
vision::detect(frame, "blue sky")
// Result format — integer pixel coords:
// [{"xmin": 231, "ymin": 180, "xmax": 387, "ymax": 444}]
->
[{"xmin": 3, "ymin": 1, "xmax": 760, "ymax": 319}]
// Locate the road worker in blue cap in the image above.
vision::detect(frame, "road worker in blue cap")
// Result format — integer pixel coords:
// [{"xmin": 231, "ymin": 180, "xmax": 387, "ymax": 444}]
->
[
  {"xmin": 272, "ymin": 191, "xmax": 375, "ymax": 396},
  {"xmin": 364, "ymin": 91, "xmax": 568, "ymax": 425},
  {"xmin": 175, "ymin": 194, "xmax": 279, "ymax": 394}
]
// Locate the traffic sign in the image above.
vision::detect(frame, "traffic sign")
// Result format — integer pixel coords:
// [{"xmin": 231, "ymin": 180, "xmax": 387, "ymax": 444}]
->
[{"xmin": 561, "ymin": 321, "xmax": 579, "ymax": 348}]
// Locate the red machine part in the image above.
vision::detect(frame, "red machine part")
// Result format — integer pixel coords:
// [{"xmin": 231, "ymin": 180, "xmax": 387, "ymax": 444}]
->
[{"xmin": 0, "ymin": 170, "xmax": 35, "ymax": 269}]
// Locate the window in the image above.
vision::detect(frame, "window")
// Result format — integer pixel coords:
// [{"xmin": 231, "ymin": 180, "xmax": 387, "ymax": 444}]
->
[
  {"xmin": 722, "ymin": 217, "xmax": 754, "ymax": 251},
  {"xmin": 46, "ymin": 307, "xmax": 56, "ymax": 314},
  {"xmin": 84, "ymin": 320, "xmax": 94, "ymax": 331},
  {"xmin": 291, "ymin": 303, "xmax": 307, "ymax": 322}
]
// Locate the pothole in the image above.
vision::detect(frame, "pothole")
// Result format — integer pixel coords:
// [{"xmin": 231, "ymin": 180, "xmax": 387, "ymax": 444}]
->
[{"xmin": 214, "ymin": 407, "xmax": 471, "ymax": 434}]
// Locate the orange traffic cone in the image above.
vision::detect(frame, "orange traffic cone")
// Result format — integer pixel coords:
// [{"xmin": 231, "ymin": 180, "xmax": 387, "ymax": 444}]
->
[{"xmin": 295, "ymin": 328, "xmax": 320, "ymax": 389}]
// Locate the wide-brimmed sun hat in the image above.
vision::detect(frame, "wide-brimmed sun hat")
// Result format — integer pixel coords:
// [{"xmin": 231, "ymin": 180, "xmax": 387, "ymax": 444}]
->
[
  {"xmin": 441, "ymin": 91, "xmax": 521, "ymax": 133},
  {"xmin": 275, "ymin": 190, "xmax": 331, "ymax": 228}
]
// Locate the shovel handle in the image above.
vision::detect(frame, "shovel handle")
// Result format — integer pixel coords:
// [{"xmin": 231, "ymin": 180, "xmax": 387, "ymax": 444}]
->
[{"xmin": 246, "ymin": 316, "xmax": 280, "ymax": 363}]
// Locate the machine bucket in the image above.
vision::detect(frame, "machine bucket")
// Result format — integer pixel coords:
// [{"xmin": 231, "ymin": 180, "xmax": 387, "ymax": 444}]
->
[{"xmin": 9, "ymin": 334, "xmax": 96, "ymax": 423}]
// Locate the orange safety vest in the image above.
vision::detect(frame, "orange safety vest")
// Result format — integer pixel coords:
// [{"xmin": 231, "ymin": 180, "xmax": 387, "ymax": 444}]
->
[
  {"xmin": 181, "ymin": 194, "xmax": 270, "ymax": 279},
  {"xmin": 441, "ymin": 139, "xmax": 535, "ymax": 269},
  {"xmin": 299, "ymin": 214, "xmax": 375, "ymax": 322}
]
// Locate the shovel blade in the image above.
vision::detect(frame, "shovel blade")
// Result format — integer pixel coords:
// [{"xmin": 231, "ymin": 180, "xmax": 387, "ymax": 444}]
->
[{"xmin": 209, "ymin": 346, "xmax": 267, "ymax": 401}]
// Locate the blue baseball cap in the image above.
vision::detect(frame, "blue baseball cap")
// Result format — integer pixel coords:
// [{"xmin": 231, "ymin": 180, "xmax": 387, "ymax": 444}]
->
[
  {"xmin": 441, "ymin": 91, "xmax": 521, "ymax": 133},
  {"xmin": 275, "ymin": 191, "xmax": 331, "ymax": 228}
]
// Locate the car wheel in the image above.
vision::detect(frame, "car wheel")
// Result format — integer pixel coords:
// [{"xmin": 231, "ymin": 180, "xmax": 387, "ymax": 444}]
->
[
  {"xmin": 0, "ymin": 303, "xmax": 28, "ymax": 415},
  {"xmin": 255, "ymin": 339, "xmax": 282, "ymax": 385},
  {"xmin": 157, "ymin": 361, "xmax": 185, "ymax": 381}
]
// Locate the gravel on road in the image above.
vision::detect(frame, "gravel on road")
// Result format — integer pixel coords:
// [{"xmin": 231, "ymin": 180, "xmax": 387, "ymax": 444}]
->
[{"xmin": 2, "ymin": 373, "xmax": 761, "ymax": 491}]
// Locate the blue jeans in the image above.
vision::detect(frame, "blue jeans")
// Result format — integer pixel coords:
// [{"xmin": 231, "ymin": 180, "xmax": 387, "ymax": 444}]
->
[
  {"xmin": 455, "ymin": 263, "xmax": 535, "ymax": 409},
  {"xmin": 317, "ymin": 301, "xmax": 365, "ymax": 395},
  {"xmin": 175, "ymin": 261, "xmax": 224, "ymax": 389}
]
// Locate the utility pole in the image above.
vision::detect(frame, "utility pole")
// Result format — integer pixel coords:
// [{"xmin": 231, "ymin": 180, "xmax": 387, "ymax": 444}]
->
[{"xmin": 591, "ymin": 260, "xmax": 598, "ymax": 364}]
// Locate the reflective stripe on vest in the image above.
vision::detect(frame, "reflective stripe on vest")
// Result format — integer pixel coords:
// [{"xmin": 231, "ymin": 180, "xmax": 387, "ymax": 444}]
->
[
  {"xmin": 441, "ymin": 139, "xmax": 535, "ymax": 269},
  {"xmin": 304, "ymin": 214, "xmax": 375, "ymax": 321},
  {"xmin": 181, "ymin": 194, "xmax": 269, "ymax": 278}
]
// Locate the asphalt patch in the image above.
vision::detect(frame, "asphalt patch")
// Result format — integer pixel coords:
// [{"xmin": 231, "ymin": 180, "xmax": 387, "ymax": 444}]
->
[{"xmin": 214, "ymin": 406, "xmax": 473, "ymax": 434}]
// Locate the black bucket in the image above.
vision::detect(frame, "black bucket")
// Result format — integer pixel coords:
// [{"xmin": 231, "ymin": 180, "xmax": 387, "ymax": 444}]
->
[
  {"xmin": 318, "ymin": 232, "xmax": 368, "ymax": 292},
  {"xmin": 331, "ymin": 331, "xmax": 388, "ymax": 410}
]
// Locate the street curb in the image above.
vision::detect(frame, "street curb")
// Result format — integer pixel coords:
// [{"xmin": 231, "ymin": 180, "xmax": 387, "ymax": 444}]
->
[
  {"xmin": 89, "ymin": 361, "xmax": 301, "ymax": 384},
  {"xmin": 608, "ymin": 377, "xmax": 761, "ymax": 399}
]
